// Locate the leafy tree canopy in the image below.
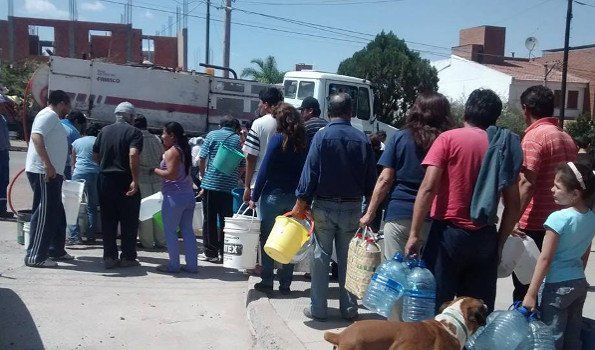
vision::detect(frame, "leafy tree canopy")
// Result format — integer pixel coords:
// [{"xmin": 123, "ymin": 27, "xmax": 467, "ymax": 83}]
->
[
  {"xmin": 241, "ymin": 56, "xmax": 285, "ymax": 84},
  {"xmin": 337, "ymin": 31, "xmax": 438, "ymax": 127}
]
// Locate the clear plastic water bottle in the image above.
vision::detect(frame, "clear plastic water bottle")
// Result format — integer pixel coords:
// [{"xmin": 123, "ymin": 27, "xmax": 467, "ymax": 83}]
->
[
  {"xmin": 362, "ymin": 253, "xmax": 409, "ymax": 317},
  {"xmin": 402, "ymin": 260, "xmax": 436, "ymax": 322},
  {"xmin": 465, "ymin": 310, "xmax": 505, "ymax": 349},
  {"xmin": 518, "ymin": 313, "xmax": 555, "ymax": 350},
  {"xmin": 473, "ymin": 303, "xmax": 531, "ymax": 349}
]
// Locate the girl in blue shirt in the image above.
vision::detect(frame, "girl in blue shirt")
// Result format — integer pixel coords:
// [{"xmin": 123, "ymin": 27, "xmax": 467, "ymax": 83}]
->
[{"xmin": 523, "ymin": 161, "xmax": 595, "ymax": 350}]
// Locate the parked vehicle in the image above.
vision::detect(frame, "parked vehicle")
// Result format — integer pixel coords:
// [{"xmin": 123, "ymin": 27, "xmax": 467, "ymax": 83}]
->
[
  {"xmin": 29, "ymin": 56, "xmax": 271, "ymax": 135},
  {"xmin": 283, "ymin": 70, "xmax": 397, "ymax": 137}
]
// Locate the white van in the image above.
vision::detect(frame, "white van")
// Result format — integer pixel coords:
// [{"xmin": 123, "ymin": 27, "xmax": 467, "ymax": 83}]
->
[{"xmin": 283, "ymin": 71, "xmax": 396, "ymax": 137}]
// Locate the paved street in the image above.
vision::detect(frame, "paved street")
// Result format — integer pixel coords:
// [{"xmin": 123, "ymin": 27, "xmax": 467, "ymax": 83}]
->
[
  {"xmin": 2, "ymin": 147, "xmax": 594, "ymax": 350},
  {"xmin": 0, "ymin": 149, "xmax": 254, "ymax": 350}
]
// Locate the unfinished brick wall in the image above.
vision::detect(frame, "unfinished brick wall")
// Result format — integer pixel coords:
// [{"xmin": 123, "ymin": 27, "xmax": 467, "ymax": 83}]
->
[{"xmin": 457, "ymin": 26, "xmax": 506, "ymax": 64}]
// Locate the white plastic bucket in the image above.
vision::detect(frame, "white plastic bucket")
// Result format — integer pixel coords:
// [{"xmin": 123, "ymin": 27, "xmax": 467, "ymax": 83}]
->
[
  {"xmin": 497, "ymin": 235, "xmax": 526, "ymax": 278},
  {"xmin": 223, "ymin": 228, "xmax": 260, "ymax": 270},
  {"xmin": 193, "ymin": 201, "xmax": 203, "ymax": 236},
  {"xmin": 139, "ymin": 191, "xmax": 163, "ymax": 221},
  {"xmin": 513, "ymin": 236, "xmax": 540, "ymax": 284},
  {"xmin": 62, "ymin": 180, "xmax": 85, "ymax": 226},
  {"xmin": 23, "ymin": 222, "xmax": 30, "ymax": 250}
]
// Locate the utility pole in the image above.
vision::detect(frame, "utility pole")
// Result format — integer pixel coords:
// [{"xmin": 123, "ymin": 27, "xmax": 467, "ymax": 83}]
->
[
  {"xmin": 223, "ymin": 0, "xmax": 232, "ymax": 78},
  {"xmin": 559, "ymin": 0, "xmax": 572, "ymax": 126},
  {"xmin": 205, "ymin": 0, "xmax": 210, "ymax": 65}
]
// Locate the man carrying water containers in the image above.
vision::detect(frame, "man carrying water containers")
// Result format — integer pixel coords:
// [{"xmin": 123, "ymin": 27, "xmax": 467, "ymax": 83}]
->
[
  {"xmin": 24, "ymin": 90, "xmax": 73, "ymax": 267},
  {"xmin": 291, "ymin": 92, "xmax": 377, "ymax": 321},
  {"xmin": 198, "ymin": 116, "xmax": 243, "ymax": 263},
  {"xmin": 405, "ymin": 89, "xmax": 522, "ymax": 313}
]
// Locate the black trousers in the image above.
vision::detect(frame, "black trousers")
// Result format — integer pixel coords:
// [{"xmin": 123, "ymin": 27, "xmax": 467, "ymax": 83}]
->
[
  {"xmin": 512, "ymin": 229, "xmax": 545, "ymax": 302},
  {"xmin": 25, "ymin": 172, "xmax": 67, "ymax": 265},
  {"xmin": 201, "ymin": 189, "xmax": 233, "ymax": 258},
  {"xmin": 99, "ymin": 173, "xmax": 140, "ymax": 261},
  {"xmin": 423, "ymin": 220, "xmax": 499, "ymax": 313}
]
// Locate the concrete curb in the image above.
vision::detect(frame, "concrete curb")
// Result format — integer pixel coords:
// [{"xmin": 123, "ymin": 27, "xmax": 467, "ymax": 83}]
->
[{"xmin": 245, "ymin": 275, "xmax": 307, "ymax": 350}]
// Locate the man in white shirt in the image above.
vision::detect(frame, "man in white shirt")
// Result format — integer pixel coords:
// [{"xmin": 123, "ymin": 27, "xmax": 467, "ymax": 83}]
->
[
  {"xmin": 242, "ymin": 87, "xmax": 283, "ymax": 205},
  {"xmin": 25, "ymin": 90, "xmax": 72, "ymax": 267}
]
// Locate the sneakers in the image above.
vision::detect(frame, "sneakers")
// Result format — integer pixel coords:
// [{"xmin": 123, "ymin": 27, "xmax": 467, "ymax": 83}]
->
[
  {"xmin": 181, "ymin": 265, "xmax": 199, "ymax": 274},
  {"xmin": 104, "ymin": 257, "xmax": 119, "ymax": 269},
  {"xmin": 51, "ymin": 253, "xmax": 75, "ymax": 261},
  {"xmin": 303, "ymin": 307, "xmax": 327, "ymax": 322},
  {"xmin": 156, "ymin": 264, "xmax": 179, "ymax": 273},
  {"xmin": 65, "ymin": 238, "xmax": 84, "ymax": 246},
  {"xmin": 253, "ymin": 282, "xmax": 273, "ymax": 294},
  {"xmin": 119, "ymin": 259, "xmax": 141, "ymax": 268},
  {"xmin": 197, "ymin": 253, "xmax": 222, "ymax": 263},
  {"xmin": 0, "ymin": 211, "xmax": 15, "ymax": 221},
  {"xmin": 279, "ymin": 287, "xmax": 291, "ymax": 296},
  {"xmin": 26, "ymin": 258, "xmax": 58, "ymax": 268}
]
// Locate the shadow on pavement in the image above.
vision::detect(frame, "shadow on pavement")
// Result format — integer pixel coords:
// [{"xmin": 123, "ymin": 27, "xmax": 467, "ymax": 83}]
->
[
  {"xmin": 0, "ymin": 288, "xmax": 44, "ymax": 349},
  {"xmin": 303, "ymin": 311, "xmax": 383, "ymax": 331},
  {"xmin": 56, "ymin": 256, "xmax": 149, "ymax": 277}
]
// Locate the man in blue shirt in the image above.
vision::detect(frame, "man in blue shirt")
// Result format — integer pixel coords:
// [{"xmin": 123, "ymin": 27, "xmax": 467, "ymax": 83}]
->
[
  {"xmin": 61, "ymin": 110, "xmax": 86, "ymax": 179},
  {"xmin": 291, "ymin": 93, "xmax": 377, "ymax": 321}
]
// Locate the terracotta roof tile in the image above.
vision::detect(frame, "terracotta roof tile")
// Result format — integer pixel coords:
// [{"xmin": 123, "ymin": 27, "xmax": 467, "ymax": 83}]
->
[{"xmin": 483, "ymin": 59, "xmax": 589, "ymax": 84}]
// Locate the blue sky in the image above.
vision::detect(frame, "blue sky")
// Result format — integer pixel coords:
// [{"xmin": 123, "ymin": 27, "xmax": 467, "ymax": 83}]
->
[{"xmin": 1, "ymin": 0, "xmax": 593, "ymax": 74}]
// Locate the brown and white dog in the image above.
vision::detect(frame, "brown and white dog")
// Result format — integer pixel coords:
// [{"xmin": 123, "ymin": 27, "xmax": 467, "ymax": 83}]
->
[{"xmin": 323, "ymin": 297, "xmax": 488, "ymax": 350}]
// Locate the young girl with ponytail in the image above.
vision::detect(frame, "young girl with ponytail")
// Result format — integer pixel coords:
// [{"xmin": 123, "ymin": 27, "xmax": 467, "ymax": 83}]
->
[{"xmin": 523, "ymin": 161, "xmax": 595, "ymax": 349}]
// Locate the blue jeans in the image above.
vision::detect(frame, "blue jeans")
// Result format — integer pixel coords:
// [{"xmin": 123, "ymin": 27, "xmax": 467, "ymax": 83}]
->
[
  {"xmin": 310, "ymin": 199, "xmax": 361, "ymax": 319},
  {"xmin": 0, "ymin": 149, "xmax": 9, "ymax": 213},
  {"xmin": 162, "ymin": 192, "xmax": 198, "ymax": 271},
  {"xmin": 67, "ymin": 172, "xmax": 99, "ymax": 240},
  {"xmin": 259, "ymin": 189, "xmax": 295, "ymax": 289},
  {"xmin": 541, "ymin": 278, "xmax": 588, "ymax": 350}
]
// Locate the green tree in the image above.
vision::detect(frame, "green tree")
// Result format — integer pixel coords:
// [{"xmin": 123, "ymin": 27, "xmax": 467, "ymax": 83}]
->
[
  {"xmin": 565, "ymin": 113, "xmax": 595, "ymax": 151},
  {"xmin": 337, "ymin": 31, "xmax": 438, "ymax": 127},
  {"xmin": 241, "ymin": 56, "xmax": 285, "ymax": 84},
  {"xmin": 0, "ymin": 60, "xmax": 40, "ymax": 99}
]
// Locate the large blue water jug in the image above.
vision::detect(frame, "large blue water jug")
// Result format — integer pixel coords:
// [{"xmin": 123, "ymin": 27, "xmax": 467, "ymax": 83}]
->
[
  {"xmin": 362, "ymin": 253, "xmax": 409, "ymax": 318},
  {"xmin": 518, "ymin": 312, "xmax": 555, "ymax": 350},
  {"xmin": 465, "ymin": 310, "xmax": 505, "ymax": 349},
  {"xmin": 402, "ymin": 260, "xmax": 436, "ymax": 322},
  {"xmin": 473, "ymin": 303, "xmax": 531, "ymax": 349}
]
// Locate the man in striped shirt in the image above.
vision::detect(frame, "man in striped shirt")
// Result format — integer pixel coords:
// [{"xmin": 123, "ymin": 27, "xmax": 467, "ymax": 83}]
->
[
  {"xmin": 198, "ymin": 116, "xmax": 243, "ymax": 263},
  {"xmin": 512, "ymin": 85, "xmax": 577, "ymax": 302},
  {"xmin": 299, "ymin": 96, "xmax": 327, "ymax": 145},
  {"xmin": 242, "ymin": 87, "xmax": 283, "ymax": 205}
]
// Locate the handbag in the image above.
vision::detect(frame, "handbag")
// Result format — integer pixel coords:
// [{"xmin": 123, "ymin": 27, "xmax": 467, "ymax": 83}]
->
[{"xmin": 345, "ymin": 227, "xmax": 382, "ymax": 299}]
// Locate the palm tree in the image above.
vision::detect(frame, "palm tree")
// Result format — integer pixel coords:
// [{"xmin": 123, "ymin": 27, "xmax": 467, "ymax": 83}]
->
[{"xmin": 241, "ymin": 56, "xmax": 285, "ymax": 84}]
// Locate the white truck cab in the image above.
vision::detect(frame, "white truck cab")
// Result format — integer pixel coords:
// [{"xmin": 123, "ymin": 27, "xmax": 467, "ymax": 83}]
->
[{"xmin": 283, "ymin": 71, "xmax": 396, "ymax": 137}]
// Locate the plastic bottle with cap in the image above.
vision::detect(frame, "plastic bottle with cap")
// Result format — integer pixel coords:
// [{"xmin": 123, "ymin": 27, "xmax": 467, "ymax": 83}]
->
[{"xmin": 473, "ymin": 302, "xmax": 531, "ymax": 349}]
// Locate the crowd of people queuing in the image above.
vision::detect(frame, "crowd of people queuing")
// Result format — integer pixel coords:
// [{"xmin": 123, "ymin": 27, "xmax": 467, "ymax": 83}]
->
[{"xmin": 7, "ymin": 81, "xmax": 595, "ymax": 349}]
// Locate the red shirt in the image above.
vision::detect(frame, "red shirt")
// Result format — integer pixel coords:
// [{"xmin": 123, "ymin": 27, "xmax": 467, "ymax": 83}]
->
[
  {"xmin": 519, "ymin": 117, "xmax": 577, "ymax": 230},
  {"xmin": 423, "ymin": 127, "xmax": 489, "ymax": 230}
]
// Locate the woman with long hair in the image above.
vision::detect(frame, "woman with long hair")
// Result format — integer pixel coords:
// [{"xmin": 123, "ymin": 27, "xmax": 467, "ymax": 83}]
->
[
  {"xmin": 153, "ymin": 122, "xmax": 198, "ymax": 273},
  {"xmin": 360, "ymin": 92, "xmax": 452, "ymax": 260},
  {"xmin": 250, "ymin": 103, "xmax": 308, "ymax": 295}
]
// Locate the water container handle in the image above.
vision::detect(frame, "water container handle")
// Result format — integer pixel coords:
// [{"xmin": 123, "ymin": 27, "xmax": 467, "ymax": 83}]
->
[
  {"xmin": 283, "ymin": 212, "xmax": 315, "ymax": 237},
  {"xmin": 237, "ymin": 202, "xmax": 256, "ymax": 218},
  {"xmin": 510, "ymin": 301, "xmax": 531, "ymax": 318}
]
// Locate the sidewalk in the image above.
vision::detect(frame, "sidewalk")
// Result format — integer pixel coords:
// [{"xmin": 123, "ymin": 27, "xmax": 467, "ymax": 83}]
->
[{"xmin": 245, "ymin": 249, "xmax": 595, "ymax": 350}]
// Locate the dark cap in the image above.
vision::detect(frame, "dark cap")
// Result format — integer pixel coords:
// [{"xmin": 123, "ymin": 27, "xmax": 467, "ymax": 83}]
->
[{"xmin": 298, "ymin": 96, "xmax": 320, "ymax": 111}]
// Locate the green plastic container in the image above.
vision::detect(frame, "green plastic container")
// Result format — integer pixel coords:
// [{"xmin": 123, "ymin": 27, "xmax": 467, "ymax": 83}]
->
[
  {"xmin": 153, "ymin": 211, "xmax": 164, "ymax": 231},
  {"xmin": 212, "ymin": 143, "xmax": 244, "ymax": 175}
]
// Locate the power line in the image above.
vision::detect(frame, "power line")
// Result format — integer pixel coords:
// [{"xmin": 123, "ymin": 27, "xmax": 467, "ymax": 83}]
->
[
  {"xmin": 574, "ymin": 0, "xmax": 595, "ymax": 8},
  {"xmin": 239, "ymin": 0, "xmax": 405, "ymax": 5}
]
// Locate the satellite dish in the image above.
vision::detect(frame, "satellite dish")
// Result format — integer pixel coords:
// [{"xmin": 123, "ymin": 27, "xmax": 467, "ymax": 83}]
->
[{"xmin": 525, "ymin": 37, "xmax": 538, "ymax": 51}]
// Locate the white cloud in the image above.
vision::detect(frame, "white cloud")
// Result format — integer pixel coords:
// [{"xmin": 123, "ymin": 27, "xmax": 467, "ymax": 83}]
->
[
  {"xmin": 23, "ymin": 0, "xmax": 68, "ymax": 19},
  {"xmin": 144, "ymin": 10, "xmax": 155, "ymax": 19},
  {"xmin": 81, "ymin": 1, "xmax": 106, "ymax": 12}
]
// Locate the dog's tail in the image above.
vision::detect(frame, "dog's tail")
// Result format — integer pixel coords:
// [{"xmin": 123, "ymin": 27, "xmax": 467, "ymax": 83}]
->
[{"xmin": 323, "ymin": 331, "xmax": 340, "ymax": 345}]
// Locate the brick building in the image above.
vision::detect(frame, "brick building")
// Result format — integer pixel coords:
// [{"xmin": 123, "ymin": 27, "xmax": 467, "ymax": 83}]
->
[
  {"xmin": 0, "ymin": 16, "xmax": 180, "ymax": 69},
  {"xmin": 535, "ymin": 45, "xmax": 595, "ymax": 114},
  {"xmin": 433, "ymin": 25, "xmax": 592, "ymax": 119}
]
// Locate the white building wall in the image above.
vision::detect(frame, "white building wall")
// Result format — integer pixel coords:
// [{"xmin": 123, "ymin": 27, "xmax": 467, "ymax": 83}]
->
[
  {"xmin": 509, "ymin": 80, "xmax": 587, "ymax": 119},
  {"xmin": 431, "ymin": 55, "xmax": 513, "ymax": 104}
]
